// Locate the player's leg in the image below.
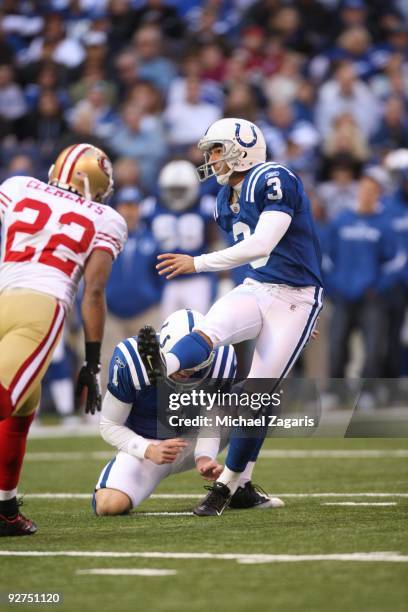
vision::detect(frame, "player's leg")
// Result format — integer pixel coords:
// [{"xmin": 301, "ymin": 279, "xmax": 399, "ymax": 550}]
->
[
  {"xmin": 138, "ymin": 282, "xmax": 263, "ymax": 382},
  {"xmin": 93, "ymin": 451, "xmax": 172, "ymax": 515},
  {"xmin": 0, "ymin": 387, "xmax": 40, "ymax": 536},
  {"xmin": 222, "ymin": 286, "xmax": 323, "ymax": 484},
  {"xmin": 0, "ymin": 291, "xmax": 65, "ymax": 419},
  {"xmin": 162, "ymin": 283, "xmax": 264, "ymax": 376},
  {"xmin": 194, "ymin": 285, "xmax": 323, "ymax": 515}
]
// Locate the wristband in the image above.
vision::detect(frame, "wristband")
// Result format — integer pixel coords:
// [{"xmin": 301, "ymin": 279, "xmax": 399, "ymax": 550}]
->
[{"xmin": 85, "ymin": 342, "xmax": 101, "ymax": 369}]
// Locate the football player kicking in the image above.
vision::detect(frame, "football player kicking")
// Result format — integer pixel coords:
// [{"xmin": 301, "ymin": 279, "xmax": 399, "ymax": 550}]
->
[
  {"xmin": 93, "ymin": 309, "xmax": 283, "ymax": 515},
  {"xmin": 0, "ymin": 145, "xmax": 127, "ymax": 536},
  {"xmin": 138, "ymin": 117, "xmax": 323, "ymax": 516}
]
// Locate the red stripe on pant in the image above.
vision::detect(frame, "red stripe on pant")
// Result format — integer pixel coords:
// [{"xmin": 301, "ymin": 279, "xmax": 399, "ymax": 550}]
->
[
  {"xmin": 12, "ymin": 315, "xmax": 65, "ymax": 411},
  {"xmin": 0, "ymin": 413, "xmax": 35, "ymax": 491},
  {"xmin": 9, "ymin": 303, "xmax": 61, "ymax": 395}
]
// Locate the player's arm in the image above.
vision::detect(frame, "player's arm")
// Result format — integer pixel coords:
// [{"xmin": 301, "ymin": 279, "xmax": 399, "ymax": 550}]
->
[
  {"xmin": 195, "ymin": 437, "xmax": 223, "ymax": 481},
  {"xmin": 157, "ymin": 211, "xmax": 291, "ymax": 278},
  {"xmin": 100, "ymin": 391, "xmax": 187, "ymax": 464},
  {"xmin": 75, "ymin": 249, "xmax": 113, "ymax": 414}
]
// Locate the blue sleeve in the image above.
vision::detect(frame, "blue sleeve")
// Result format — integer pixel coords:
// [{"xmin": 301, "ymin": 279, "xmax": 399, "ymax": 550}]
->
[
  {"xmin": 259, "ymin": 169, "xmax": 298, "ymax": 218},
  {"xmin": 107, "ymin": 346, "xmax": 136, "ymax": 404}
]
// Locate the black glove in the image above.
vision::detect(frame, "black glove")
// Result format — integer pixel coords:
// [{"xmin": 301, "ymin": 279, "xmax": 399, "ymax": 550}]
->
[{"xmin": 75, "ymin": 342, "xmax": 102, "ymax": 415}]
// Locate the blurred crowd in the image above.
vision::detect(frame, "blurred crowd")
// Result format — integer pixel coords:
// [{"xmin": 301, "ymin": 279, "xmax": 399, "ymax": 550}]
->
[{"xmin": 0, "ymin": 0, "xmax": 407, "ymax": 418}]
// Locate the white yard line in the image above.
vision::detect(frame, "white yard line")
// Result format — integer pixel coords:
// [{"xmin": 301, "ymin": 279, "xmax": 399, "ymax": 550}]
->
[
  {"xmin": 22, "ymin": 492, "xmax": 408, "ymax": 500},
  {"xmin": 0, "ymin": 551, "xmax": 407, "ymax": 564},
  {"xmin": 76, "ymin": 569, "xmax": 177, "ymax": 576},
  {"xmin": 259, "ymin": 450, "xmax": 408, "ymax": 458},
  {"xmin": 322, "ymin": 502, "xmax": 397, "ymax": 507},
  {"xmin": 24, "ymin": 449, "xmax": 408, "ymax": 461},
  {"xmin": 139, "ymin": 512, "xmax": 194, "ymax": 516}
]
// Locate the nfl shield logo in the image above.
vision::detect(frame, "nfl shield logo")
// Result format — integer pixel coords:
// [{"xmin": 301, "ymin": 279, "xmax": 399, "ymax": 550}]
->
[{"xmin": 230, "ymin": 202, "xmax": 240, "ymax": 213}]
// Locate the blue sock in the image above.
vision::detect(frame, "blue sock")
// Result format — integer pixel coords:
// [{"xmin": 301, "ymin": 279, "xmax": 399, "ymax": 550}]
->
[
  {"xmin": 169, "ymin": 332, "xmax": 211, "ymax": 371},
  {"xmin": 226, "ymin": 430, "xmax": 267, "ymax": 472}
]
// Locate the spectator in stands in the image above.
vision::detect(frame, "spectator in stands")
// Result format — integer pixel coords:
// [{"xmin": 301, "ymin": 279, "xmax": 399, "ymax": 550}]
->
[
  {"xmin": 21, "ymin": 11, "xmax": 85, "ymax": 69},
  {"xmin": 24, "ymin": 62, "xmax": 69, "ymax": 110},
  {"xmin": 102, "ymin": 186, "xmax": 162, "ymax": 382},
  {"xmin": 0, "ymin": 64, "xmax": 27, "ymax": 141},
  {"xmin": 323, "ymin": 112, "xmax": 370, "ymax": 163},
  {"xmin": 112, "ymin": 157, "xmax": 141, "ymax": 191},
  {"xmin": 22, "ymin": 90, "xmax": 67, "ymax": 165},
  {"xmin": 56, "ymin": 105, "xmax": 110, "ymax": 158},
  {"xmin": 70, "ymin": 80, "xmax": 118, "ymax": 140},
  {"xmin": 315, "ymin": 60, "xmax": 379, "ymax": 139},
  {"xmin": 264, "ymin": 51, "xmax": 304, "ymax": 105},
  {"xmin": 327, "ymin": 167, "xmax": 396, "ymax": 382},
  {"xmin": 126, "ymin": 81, "xmax": 163, "ymax": 130},
  {"xmin": 132, "ymin": 0, "xmax": 186, "ymax": 41},
  {"xmin": 317, "ymin": 155, "xmax": 359, "ymax": 220},
  {"xmin": 114, "ymin": 49, "xmax": 139, "ymax": 99},
  {"xmin": 109, "ymin": 102, "xmax": 166, "ymax": 191},
  {"xmin": 4, "ymin": 153, "xmax": 35, "ymax": 180},
  {"xmin": 371, "ymin": 96, "xmax": 408, "ymax": 158},
  {"xmin": 164, "ymin": 76, "xmax": 221, "ymax": 152},
  {"xmin": 132, "ymin": 24, "xmax": 176, "ymax": 92},
  {"xmin": 223, "ymin": 83, "xmax": 258, "ymax": 123}
]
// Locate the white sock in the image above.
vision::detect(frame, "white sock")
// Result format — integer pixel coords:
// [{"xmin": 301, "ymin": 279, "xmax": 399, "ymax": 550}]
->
[
  {"xmin": 238, "ymin": 461, "xmax": 255, "ymax": 487},
  {"xmin": 0, "ymin": 488, "xmax": 17, "ymax": 501},
  {"xmin": 165, "ymin": 353, "xmax": 180, "ymax": 376},
  {"xmin": 217, "ymin": 467, "xmax": 242, "ymax": 494}
]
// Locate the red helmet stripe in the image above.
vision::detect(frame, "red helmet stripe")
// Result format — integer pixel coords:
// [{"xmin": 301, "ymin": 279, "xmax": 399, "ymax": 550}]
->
[
  {"xmin": 56, "ymin": 145, "xmax": 77, "ymax": 181},
  {"xmin": 66, "ymin": 145, "xmax": 93, "ymax": 183}
]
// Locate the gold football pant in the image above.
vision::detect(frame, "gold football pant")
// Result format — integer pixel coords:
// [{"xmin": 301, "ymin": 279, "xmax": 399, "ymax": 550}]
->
[{"xmin": 0, "ymin": 290, "xmax": 65, "ymax": 419}]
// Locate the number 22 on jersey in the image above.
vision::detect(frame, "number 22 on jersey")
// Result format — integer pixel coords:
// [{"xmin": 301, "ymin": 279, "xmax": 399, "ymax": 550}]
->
[{"xmin": 4, "ymin": 198, "xmax": 95, "ymax": 277}]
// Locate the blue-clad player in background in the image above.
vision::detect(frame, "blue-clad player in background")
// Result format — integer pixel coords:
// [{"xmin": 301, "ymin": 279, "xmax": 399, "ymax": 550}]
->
[
  {"xmin": 94, "ymin": 309, "xmax": 284, "ymax": 516},
  {"xmin": 144, "ymin": 160, "xmax": 218, "ymax": 319},
  {"xmin": 138, "ymin": 118, "xmax": 323, "ymax": 516}
]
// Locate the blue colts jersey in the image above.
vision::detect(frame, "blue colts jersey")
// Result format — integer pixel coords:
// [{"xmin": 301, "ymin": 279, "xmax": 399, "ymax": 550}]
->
[
  {"xmin": 215, "ymin": 162, "xmax": 323, "ymax": 287},
  {"xmin": 107, "ymin": 337, "xmax": 237, "ymax": 439},
  {"xmin": 144, "ymin": 195, "xmax": 215, "ymax": 259}
]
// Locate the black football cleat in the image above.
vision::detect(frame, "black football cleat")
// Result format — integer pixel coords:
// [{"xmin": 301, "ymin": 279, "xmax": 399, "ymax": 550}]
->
[
  {"xmin": 229, "ymin": 482, "xmax": 285, "ymax": 510},
  {"xmin": 193, "ymin": 482, "xmax": 232, "ymax": 516},
  {"xmin": 0, "ymin": 510, "xmax": 37, "ymax": 536},
  {"xmin": 137, "ymin": 325, "xmax": 164, "ymax": 384}
]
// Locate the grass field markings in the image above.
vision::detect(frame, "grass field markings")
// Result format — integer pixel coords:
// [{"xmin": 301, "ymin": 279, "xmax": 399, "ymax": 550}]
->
[
  {"xmin": 24, "ymin": 449, "xmax": 408, "ymax": 461},
  {"xmin": 260, "ymin": 450, "xmax": 408, "ymax": 458},
  {"xmin": 1, "ymin": 551, "xmax": 408, "ymax": 564},
  {"xmin": 322, "ymin": 502, "xmax": 397, "ymax": 506},
  {"xmin": 22, "ymin": 492, "xmax": 408, "ymax": 500},
  {"xmin": 236, "ymin": 553, "xmax": 408, "ymax": 564},
  {"xmin": 76, "ymin": 569, "xmax": 177, "ymax": 576},
  {"xmin": 138, "ymin": 512, "xmax": 194, "ymax": 516}
]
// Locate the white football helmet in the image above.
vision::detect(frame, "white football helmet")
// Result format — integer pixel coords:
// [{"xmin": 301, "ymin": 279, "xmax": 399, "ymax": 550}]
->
[
  {"xmin": 197, "ymin": 117, "xmax": 266, "ymax": 185},
  {"xmin": 159, "ymin": 309, "xmax": 215, "ymax": 387},
  {"xmin": 159, "ymin": 160, "xmax": 200, "ymax": 211}
]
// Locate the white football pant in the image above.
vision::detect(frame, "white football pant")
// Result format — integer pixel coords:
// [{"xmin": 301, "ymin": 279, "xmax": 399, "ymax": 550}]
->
[
  {"xmin": 198, "ymin": 279, "xmax": 323, "ymax": 379},
  {"xmin": 95, "ymin": 437, "xmax": 227, "ymax": 509}
]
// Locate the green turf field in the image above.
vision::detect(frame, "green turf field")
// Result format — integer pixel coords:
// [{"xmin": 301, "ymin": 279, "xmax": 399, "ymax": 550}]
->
[{"xmin": 1, "ymin": 435, "xmax": 407, "ymax": 612}]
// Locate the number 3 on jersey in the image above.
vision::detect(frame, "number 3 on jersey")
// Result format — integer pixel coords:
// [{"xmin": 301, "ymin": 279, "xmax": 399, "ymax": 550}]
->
[
  {"xmin": 232, "ymin": 221, "xmax": 269, "ymax": 269},
  {"xmin": 4, "ymin": 198, "xmax": 95, "ymax": 277}
]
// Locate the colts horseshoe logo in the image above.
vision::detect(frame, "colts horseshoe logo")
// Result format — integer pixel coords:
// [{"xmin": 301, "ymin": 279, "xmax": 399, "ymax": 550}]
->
[{"xmin": 234, "ymin": 122, "xmax": 258, "ymax": 148}]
